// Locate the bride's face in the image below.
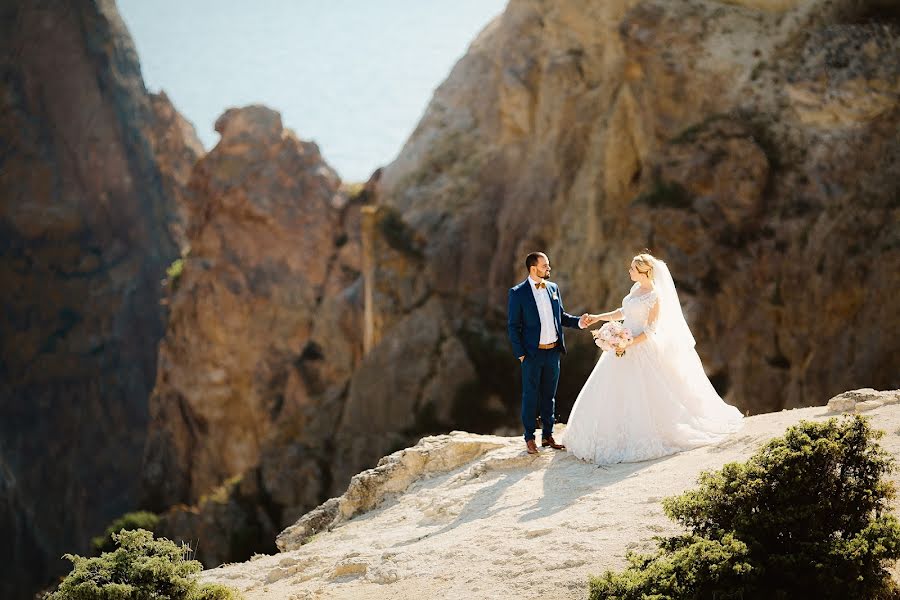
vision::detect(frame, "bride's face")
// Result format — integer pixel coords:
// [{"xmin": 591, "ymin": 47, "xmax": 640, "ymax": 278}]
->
[{"xmin": 628, "ymin": 262, "xmax": 639, "ymax": 282}]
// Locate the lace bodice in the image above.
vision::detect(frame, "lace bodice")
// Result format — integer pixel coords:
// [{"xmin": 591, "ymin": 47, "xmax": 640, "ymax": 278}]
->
[{"xmin": 621, "ymin": 283, "xmax": 658, "ymax": 335}]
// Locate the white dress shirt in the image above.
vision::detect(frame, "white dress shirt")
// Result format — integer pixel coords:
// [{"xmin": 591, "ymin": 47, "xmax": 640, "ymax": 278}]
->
[{"xmin": 528, "ymin": 276, "xmax": 558, "ymax": 345}]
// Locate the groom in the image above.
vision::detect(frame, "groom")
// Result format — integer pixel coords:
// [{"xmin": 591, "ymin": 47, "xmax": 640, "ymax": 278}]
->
[{"xmin": 507, "ymin": 252, "xmax": 589, "ymax": 454}]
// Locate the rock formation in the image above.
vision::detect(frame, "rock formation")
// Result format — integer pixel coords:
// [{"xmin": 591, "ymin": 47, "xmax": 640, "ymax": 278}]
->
[
  {"xmin": 276, "ymin": 432, "xmax": 509, "ymax": 550},
  {"xmin": 145, "ymin": 91, "xmax": 206, "ymax": 250},
  {"xmin": 0, "ymin": 1, "xmax": 201, "ymax": 597},
  {"xmin": 376, "ymin": 0, "xmax": 900, "ymax": 415},
  {"xmin": 142, "ymin": 105, "xmax": 345, "ymax": 509},
  {"xmin": 142, "ymin": 105, "xmax": 374, "ymax": 563}
]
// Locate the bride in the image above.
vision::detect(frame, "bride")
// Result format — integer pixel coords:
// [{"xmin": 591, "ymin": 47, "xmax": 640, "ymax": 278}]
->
[{"xmin": 561, "ymin": 252, "xmax": 743, "ymax": 464}]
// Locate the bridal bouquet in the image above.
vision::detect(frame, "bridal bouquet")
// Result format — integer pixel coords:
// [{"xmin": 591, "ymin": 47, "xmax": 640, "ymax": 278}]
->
[{"xmin": 591, "ymin": 321, "xmax": 633, "ymax": 357}]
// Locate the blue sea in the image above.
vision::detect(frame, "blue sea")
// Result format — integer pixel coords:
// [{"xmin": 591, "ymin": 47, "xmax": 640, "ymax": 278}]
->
[{"xmin": 118, "ymin": 0, "xmax": 507, "ymax": 182}]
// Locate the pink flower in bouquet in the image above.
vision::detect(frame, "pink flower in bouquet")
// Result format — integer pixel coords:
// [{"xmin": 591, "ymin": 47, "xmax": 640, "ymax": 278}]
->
[{"xmin": 591, "ymin": 321, "xmax": 633, "ymax": 356}]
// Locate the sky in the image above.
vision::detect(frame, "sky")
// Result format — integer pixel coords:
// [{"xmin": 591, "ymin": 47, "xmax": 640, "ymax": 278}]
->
[{"xmin": 118, "ymin": 0, "xmax": 508, "ymax": 181}]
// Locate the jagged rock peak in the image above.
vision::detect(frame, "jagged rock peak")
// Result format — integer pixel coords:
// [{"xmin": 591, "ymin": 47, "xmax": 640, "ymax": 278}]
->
[{"xmin": 215, "ymin": 104, "xmax": 286, "ymax": 144}]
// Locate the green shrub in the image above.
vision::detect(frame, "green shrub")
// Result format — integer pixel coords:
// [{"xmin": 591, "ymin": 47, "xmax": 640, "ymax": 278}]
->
[
  {"xmin": 590, "ymin": 416, "xmax": 900, "ymax": 600},
  {"xmin": 591, "ymin": 533, "xmax": 753, "ymax": 599},
  {"xmin": 166, "ymin": 257, "xmax": 185, "ymax": 291},
  {"xmin": 191, "ymin": 583, "xmax": 243, "ymax": 600},
  {"xmin": 91, "ymin": 510, "xmax": 160, "ymax": 554},
  {"xmin": 50, "ymin": 529, "xmax": 242, "ymax": 600}
]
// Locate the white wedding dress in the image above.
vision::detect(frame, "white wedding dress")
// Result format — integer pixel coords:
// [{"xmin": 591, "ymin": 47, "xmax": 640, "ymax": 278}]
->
[{"xmin": 561, "ymin": 260, "xmax": 743, "ymax": 464}]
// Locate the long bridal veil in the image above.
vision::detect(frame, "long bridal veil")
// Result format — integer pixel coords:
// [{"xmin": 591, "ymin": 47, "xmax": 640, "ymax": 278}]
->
[
  {"xmin": 650, "ymin": 258, "xmax": 695, "ymax": 355},
  {"xmin": 649, "ymin": 257, "xmax": 743, "ymax": 426}
]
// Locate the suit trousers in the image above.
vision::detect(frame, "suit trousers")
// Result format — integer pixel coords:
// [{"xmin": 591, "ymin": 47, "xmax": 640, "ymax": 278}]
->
[{"xmin": 520, "ymin": 348, "xmax": 561, "ymax": 441}]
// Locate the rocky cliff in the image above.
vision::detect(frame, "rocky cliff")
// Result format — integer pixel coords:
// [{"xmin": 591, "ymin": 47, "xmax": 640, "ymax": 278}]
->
[
  {"xmin": 141, "ymin": 0, "xmax": 898, "ymax": 570},
  {"xmin": 141, "ymin": 105, "xmax": 372, "ymax": 562},
  {"xmin": 0, "ymin": 1, "xmax": 201, "ymax": 597},
  {"xmin": 377, "ymin": 0, "xmax": 899, "ymax": 414}
]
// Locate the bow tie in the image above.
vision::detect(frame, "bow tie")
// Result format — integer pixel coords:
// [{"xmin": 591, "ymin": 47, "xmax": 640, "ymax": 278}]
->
[{"xmin": 534, "ymin": 281, "xmax": 547, "ymax": 289}]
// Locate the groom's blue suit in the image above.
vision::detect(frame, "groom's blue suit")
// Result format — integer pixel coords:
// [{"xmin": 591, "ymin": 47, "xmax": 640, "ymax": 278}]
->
[{"xmin": 507, "ymin": 279, "xmax": 582, "ymax": 442}]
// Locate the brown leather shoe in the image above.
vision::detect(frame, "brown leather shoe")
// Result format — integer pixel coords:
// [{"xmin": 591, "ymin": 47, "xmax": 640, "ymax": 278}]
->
[
  {"xmin": 525, "ymin": 439, "xmax": 539, "ymax": 454},
  {"xmin": 542, "ymin": 436, "xmax": 566, "ymax": 450}
]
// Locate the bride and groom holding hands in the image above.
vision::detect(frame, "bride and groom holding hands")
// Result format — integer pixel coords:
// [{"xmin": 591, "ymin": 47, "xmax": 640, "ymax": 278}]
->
[{"xmin": 507, "ymin": 251, "xmax": 743, "ymax": 461}]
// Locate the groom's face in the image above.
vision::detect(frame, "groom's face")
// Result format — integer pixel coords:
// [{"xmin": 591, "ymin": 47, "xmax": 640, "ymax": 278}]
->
[{"xmin": 534, "ymin": 256, "xmax": 551, "ymax": 279}]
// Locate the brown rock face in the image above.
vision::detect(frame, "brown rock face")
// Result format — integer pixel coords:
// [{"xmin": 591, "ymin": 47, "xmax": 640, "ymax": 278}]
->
[
  {"xmin": 0, "ymin": 1, "xmax": 200, "ymax": 598},
  {"xmin": 375, "ymin": 0, "xmax": 900, "ymax": 418},
  {"xmin": 142, "ymin": 106, "xmax": 352, "ymax": 511},
  {"xmin": 145, "ymin": 91, "xmax": 206, "ymax": 250}
]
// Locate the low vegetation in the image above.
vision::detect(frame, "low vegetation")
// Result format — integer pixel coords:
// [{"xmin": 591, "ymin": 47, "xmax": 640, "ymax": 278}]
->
[
  {"xmin": 49, "ymin": 529, "xmax": 242, "ymax": 600},
  {"xmin": 591, "ymin": 416, "xmax": 900, "ymax": 599}
]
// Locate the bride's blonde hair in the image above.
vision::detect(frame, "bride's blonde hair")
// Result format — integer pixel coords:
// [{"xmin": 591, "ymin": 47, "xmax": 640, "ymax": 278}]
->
[{"xmin": 632, "ymin": 252, "xmax": 655, "ymax": 280}]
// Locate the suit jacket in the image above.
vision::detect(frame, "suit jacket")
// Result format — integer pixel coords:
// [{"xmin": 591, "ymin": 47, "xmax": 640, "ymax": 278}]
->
[{"xmin": 507, "ymin": 279, "xmax": 581, "ymax": 359}]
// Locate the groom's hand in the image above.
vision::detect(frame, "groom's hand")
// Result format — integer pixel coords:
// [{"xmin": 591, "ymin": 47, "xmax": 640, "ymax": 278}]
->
[{"xmin": 579, "ymin": 314, "xmax": 591, "ymax": 329}]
